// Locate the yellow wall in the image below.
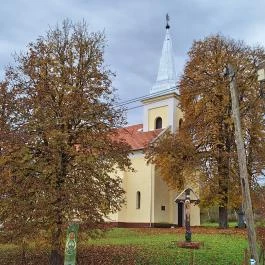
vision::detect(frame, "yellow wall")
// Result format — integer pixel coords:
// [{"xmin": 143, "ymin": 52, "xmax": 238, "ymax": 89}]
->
[
  {"xmin": 148, "ymin": 106, "xmax": 168, "ymax": 130},
  {"xmin": 190, "ymin": 204, "xmax": 200, "ymax": 226},
  {"xmin": 154, "ymin": 168, "xmax": 170, "ymax": 223},
  {"xmin": 118, "ymin": 154, "xmax": 153, "ymax": 223},
  {"xmin": 107, "ymin": 154, "xmax": 200, "ymax": 226},
  {"xmin": 105, "ymin": 168, "xmax": 125, "ymax": 222},
  {"xmin": 153, "ymin": 168, "xmax": 200, "ymax": 226},
  {"xmin": 168, "ymin": 189, "xmax": 178, "ymax": 224}
]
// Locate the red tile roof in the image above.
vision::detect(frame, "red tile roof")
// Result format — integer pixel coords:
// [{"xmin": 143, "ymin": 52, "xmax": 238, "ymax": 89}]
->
[{"xmin": 115, "ymin": 124, "xmax": 163, "ymax": 151}]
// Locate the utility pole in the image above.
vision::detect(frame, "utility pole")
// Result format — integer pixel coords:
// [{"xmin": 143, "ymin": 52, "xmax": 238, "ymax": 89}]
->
[{"xmin": 225, "ymin": 64, "xmax": 259, "ymax": 265}]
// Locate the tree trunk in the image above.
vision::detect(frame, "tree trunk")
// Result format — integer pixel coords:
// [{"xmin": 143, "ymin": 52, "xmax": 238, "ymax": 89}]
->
[
  {"xmin": 216, "ymin": 93, "xmax": 232, "ymax": 230},
  {"xmin": 217, "ymin": 155, "xmax": 229, "ymax": 229},
  {"xmin": 236, "ymin": 206, "xmax": 245, "ymax": 228},
  {"xmin": 219, "ymin": 206, "xmax": 228, "ymax": 228},
  {"xmin": 50, "ymin": 249, "xmax": 63, "ymax": 265},
  {"xmin": 50, "ymin": 228, "xmax": 63, "ymax": 265},
  {"xmin": 21, "ymin": 241, "xmax": 26, "ymax": 265},
  {"xmin": 50, "ymin": 151, "xmax": 65, "ymax": 265},
  {"xmin": 217, "ymin": 124, "xmax": 230, "ymax": 229},
  {"xmin": 228, "ymin": 63, "xmax": 259, "ymax": 263}
]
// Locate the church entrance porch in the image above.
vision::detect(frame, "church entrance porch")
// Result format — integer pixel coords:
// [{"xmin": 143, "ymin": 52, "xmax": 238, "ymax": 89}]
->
[{"xmin": 175, "ymin": 188, "xmax": 200, "ymax": 227}]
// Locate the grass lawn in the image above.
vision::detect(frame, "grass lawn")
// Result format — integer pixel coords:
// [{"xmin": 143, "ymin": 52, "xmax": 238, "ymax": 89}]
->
[
  {"xmin": 0, "ymin": 227, "xmax": 251, "ymax": 265},
  {"xmin": 85, "ymin": 227, "xmax": 248, "ymax": 265},
  {"xmin": 200, "ymin": 221, "xmax": 238, "ymax": 227}
]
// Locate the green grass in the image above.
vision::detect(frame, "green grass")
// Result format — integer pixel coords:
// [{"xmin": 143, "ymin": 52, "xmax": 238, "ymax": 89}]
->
[
  {"xmin": 201, "ymin": 221, "xmax": 238, "ymax": 227},
  {"xmin": 86, "ymin": 228, "xmax": 248, "ymax": 265},
  {"xmin": 0, "ymin": 228, "xmax": 250, "ymax": 265}
]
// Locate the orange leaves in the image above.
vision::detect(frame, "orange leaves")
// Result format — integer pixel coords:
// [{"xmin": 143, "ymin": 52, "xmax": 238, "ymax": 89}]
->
[
  {"xmin": 0, "ymin": 20, "xmax": 131, "ymax": 257},
  {"xmin": 146, "ymin": 131, "xmax": 199, "ymax": 190},
  {"xmin": 148, "ymin": 34, "xmax": 265, "ymax": 216},
  {"xmin": 180, "ymin": 34, "xmax": 265, "ymax": 203}
]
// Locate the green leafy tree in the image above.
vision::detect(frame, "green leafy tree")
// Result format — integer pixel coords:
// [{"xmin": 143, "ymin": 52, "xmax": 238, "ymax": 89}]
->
[
  {"xmin": 147, "ymin": 35, "xmax": 265, "ymax": 228},
  {"xmin": 0, "ymin": 20, "xmax": 131, "ymax": 265}
]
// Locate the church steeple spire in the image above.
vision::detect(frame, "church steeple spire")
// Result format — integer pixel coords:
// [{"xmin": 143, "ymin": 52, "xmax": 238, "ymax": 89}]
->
[{"xmin": 150, "ymin": 14, "xmax": 177, "ymax": 94}]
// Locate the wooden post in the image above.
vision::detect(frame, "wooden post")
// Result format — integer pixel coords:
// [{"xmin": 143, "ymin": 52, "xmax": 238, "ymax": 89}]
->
[
  {"xmin": 227, "ymin": 64, "xmax": 259, "ymax": 264},
  {"xmin": 185, "ymin": 189, "xmax": 192, "ymax": 242}
]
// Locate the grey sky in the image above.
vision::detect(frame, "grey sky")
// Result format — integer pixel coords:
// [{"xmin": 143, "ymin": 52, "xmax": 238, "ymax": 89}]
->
[{"xmin": 1, "ymin": 0, "xmax": 265, "ymax": 124}]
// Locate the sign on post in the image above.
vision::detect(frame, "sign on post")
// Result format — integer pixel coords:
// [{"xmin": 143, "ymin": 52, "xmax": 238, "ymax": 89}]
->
[{"xmin": 64, "ymin": 223, "xmax": 79, "ymax": 265}]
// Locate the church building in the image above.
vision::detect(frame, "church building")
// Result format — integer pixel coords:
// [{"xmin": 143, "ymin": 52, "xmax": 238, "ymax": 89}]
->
[{"xmin": 108, "ymin": 18, "xmax": 200, "ymax": 227}]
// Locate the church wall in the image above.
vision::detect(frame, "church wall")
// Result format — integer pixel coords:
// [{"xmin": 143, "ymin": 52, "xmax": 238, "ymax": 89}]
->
[
  {"xmin": 117, "ymin": 152, "xmax": 153, "ymax": 224},
  {"xmin": 168, "ymin": 189, "xmax": 178, "ymax": 224},
  {"xmin": 115, "ymin": 170, "xmax": 129, "ymax": 222},
  {"xmin": 107, "ymin": 156, "xmax": 201, "ymax": 227},
  {"xmin": 190, "ymin": 204, "xmax": 200, "ymax": 226},
  {"xmin": 153, "ymin": 170, "xmax": 201, "ymax": 226},
  {"xmin": 105, "ymin": 168, "xmax": 125, "ymax": 222},
  {"xmin": 143, "ymin": 94, "xmax": 182, "ymax": 133},
  {"xmin": 106, "ymin": 212, "xmax": 119, "ymax": 222},
  {"xmin": 143, "ymin": 97, "xmax": 173, "ymax": 132},
  {"xmin": 153, "ymin": 169, "xmax": 171, "ymax": 224}
]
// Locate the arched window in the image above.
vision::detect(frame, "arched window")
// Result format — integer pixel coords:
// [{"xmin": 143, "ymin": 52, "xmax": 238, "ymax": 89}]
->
[
  {"xmin": 155, "ymin": 117, "xmax": 162, "ymax": 129},
  {"xmin": 136, "ymin": 191, "xmax": 141, "ymax": 209},
  {"xmin": 179, "ymin": 118, "xmax": 183, "ymax": 129}
]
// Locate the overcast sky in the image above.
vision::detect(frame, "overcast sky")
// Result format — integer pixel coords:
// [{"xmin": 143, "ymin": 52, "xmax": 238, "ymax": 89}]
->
[{"xmin": 1, "ymin": 0, "xmax": 265, "ymax": 124}]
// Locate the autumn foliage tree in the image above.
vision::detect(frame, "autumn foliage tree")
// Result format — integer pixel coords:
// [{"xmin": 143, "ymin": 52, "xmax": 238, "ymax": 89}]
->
[
  {"xmin": 147, "ymin": 35, "xmax": 265, "ymax": 228},
  {"xmin": 0, "ymin": 20, "xmax": 131, "ymax": 265}
]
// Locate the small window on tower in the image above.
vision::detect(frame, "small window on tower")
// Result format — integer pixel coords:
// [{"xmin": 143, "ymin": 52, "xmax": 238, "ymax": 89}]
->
[{"xmin": 155, "ymin": 117, "xmax": 162, "ymax": 129}]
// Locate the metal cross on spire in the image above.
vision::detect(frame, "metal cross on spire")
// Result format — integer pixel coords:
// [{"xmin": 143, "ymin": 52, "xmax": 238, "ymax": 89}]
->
[
  {"xmin": 166, "ymin": 13, "xmax": 170, "ymax": 29},
  {"xmin": 150, "ymin": 13, "xmax": 176, "ymax": 94}
]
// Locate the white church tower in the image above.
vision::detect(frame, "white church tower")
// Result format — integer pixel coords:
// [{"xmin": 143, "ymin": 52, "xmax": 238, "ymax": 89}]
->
[{"xmin": 142, "ymin": 14, "xmax": 183, "ymax": 133}]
